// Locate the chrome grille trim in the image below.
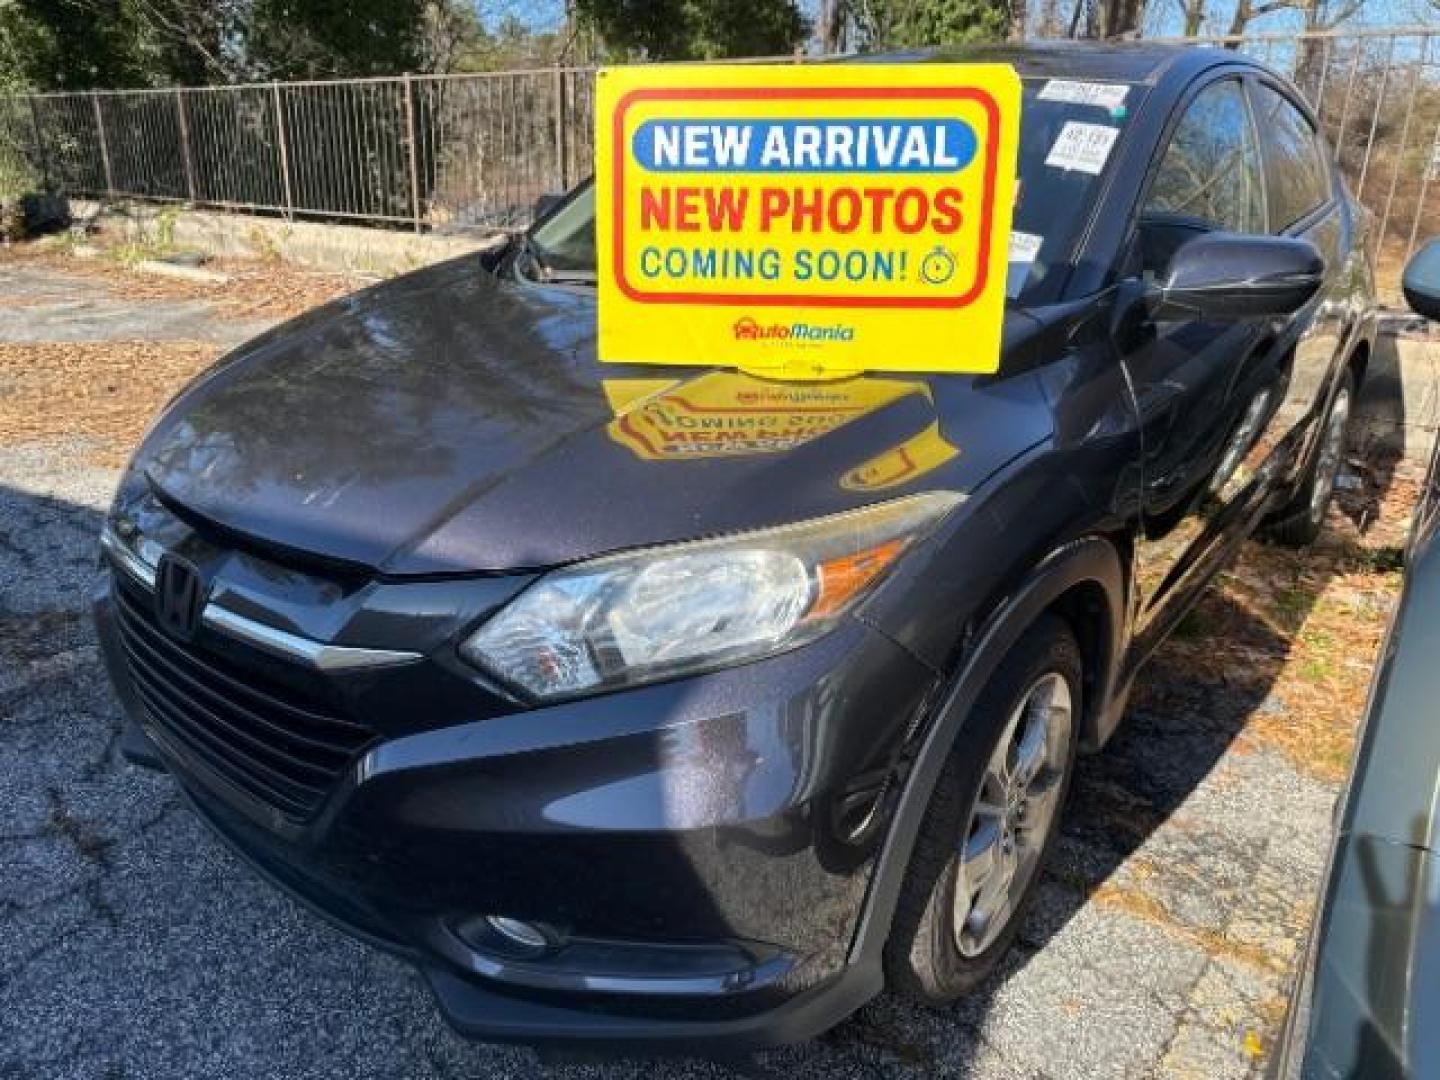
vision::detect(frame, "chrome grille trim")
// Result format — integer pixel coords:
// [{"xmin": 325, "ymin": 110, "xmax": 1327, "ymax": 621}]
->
[
  {"xmin": 100, "ymin": 524, "xmax": 423, "ymax": 673},
  {"xmin": 201, "ymin": 604, "xmax": 422, "ymax": 673},
  {"xmin": 100, "ymin": 525, "xmax": 156, "ymax": 589}
]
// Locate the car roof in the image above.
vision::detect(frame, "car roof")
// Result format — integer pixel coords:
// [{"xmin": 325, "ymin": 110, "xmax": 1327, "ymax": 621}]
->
[{"xmin": 859, "ymin": 41, "xmax": 1236, "ymax": 88}]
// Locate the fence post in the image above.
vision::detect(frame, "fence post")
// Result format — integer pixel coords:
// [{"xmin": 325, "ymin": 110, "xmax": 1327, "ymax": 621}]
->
[
  {"xmin": 402, "ymin": 73, "xmax": 422, "ymax": 233},
  {"xmin": 553, "ymin": 66, "xmax": 569, "ymax": 192},
  {"xmin": 27, "ymin": 97, "xmax": 50, "ymax": 191},
  {"xmin": 174, "ymin": 89, "xmax": 196, "ymax": 202},
  {"xmin": 271, "ymin": 83, "xmax": 294, "ymax": 220},
  {"xmin": 91, "ymin": 92, "xmax": 114, "ymax": 197}
]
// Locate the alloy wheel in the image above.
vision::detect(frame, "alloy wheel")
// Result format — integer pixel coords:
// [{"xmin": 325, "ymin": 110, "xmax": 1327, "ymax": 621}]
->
[{"xmin": 952, "ymin": 671, "xmax": 1073, "ymax": 958}]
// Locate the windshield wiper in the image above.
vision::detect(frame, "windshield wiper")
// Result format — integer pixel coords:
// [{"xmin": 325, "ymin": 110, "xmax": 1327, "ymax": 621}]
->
[{"xmin": 513, "ymin": 231, "xmax": 552, "ymax": 279}]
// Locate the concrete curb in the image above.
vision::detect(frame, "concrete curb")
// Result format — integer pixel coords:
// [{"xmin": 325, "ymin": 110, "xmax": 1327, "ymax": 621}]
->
[
  {"xmin": 133, "ymin": 259, "xmax": 230, "ymax": 285},
  {"xmin": 71, "ymin": 199, "xmax": 505, "ymax": 277}
]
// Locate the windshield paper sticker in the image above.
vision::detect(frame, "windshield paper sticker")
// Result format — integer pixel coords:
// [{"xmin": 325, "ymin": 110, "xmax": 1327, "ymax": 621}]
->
[
  {"xmin": 596, "ymin": 62, "xmax": 1022, "ymax": 377},
  {"xmin": 1038, "ymin": 80, "xmax": 1129, "ymax": 110},
  {"xmin": 1045, "ymin": 121, "xmax": 1119, "ymax": 175},
  {"xmin": 1005, "ymin": 230, "xmax": 1043, "ymax": 297},
  {"xmin": 1008, "ymin": 231, "xmax": 1043, "ymax": 265}
]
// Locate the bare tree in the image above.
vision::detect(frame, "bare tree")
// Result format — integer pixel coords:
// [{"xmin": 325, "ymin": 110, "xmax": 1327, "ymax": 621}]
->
[
  {"xmin": 817, "ymin": 0, "xmax": 846, "ymax": 52},
  {"xmin": 1172, "ymin": 0, "xmax": 1206, "ymax": 35},
  {"xmin": 419, "ymin": 1, "xmax": 476, "ymax": 73},
  {"xmin": 1008, "ymin": 0, "xmax": 1026, "ymax": 40},
  {"xmin": 1078, "ymin": 0, "xmax": 1144, "ymax": 38},
  {"xmin": 1224, "ymin": 0, "xmax": 1363, "ymax": 97},
  {"xmin": 1033, "ymin": 0, "xmax": 1067, "ymax": 37},
  {"xmin": 1226, "ymin": 0, "xmax": 1364, "ymax": 37}
]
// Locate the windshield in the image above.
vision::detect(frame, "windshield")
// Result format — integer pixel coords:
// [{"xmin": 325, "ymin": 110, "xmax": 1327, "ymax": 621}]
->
[{"xmin": 525, "ymin": 75, "xmax": 1141, "ymax": 303}]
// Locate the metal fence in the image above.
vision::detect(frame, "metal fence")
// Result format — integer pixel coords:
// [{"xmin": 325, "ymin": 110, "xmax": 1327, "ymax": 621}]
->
[
  {"xmin": 0, "ymin": 68, "xmax": 597, "ymax": 232},
  {"xmin": 1, "ymin": 28, "xmax": 1439, "ymax": 279}
]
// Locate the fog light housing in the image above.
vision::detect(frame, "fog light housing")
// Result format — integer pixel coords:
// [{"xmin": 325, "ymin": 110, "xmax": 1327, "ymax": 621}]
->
[{"xmin": 452, "ymin": 914, "xmax": 560, "ymax": 959}]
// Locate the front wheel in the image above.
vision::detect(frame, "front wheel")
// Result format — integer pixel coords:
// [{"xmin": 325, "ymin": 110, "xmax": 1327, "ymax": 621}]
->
[
  {"xmin": 884, "ymin": 615, "xmax": 1081, "ymax": 1005},
  {"xmin": 1270, "ymin": 373, "xmax": 1354, "ymax": 547}
]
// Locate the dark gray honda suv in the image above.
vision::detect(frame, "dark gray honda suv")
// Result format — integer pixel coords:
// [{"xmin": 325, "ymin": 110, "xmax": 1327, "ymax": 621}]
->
[{"xmin": 95, "ymin": 43, "xmax": 1377, "ymax": 1051}]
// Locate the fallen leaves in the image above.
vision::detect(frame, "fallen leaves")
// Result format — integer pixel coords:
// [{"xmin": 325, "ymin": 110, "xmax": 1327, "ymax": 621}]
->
[
  {"xmin": 1138, "ymin": 458, "xmax": 1419, "ymax": 784},
  {"xmin": 0, "ymin": 341, "xmax": 221, "ymax": 467},
  {"xmin": 1090, "ymin": 877, "xmax": 1286, "ymax": 974},
  {"xmin": 0, "ymin": 242, "xmax": 362, "ymax": 321},
  {"xmin": 0, "ymin": 239, "xmax": 366, "ymax": 468}
]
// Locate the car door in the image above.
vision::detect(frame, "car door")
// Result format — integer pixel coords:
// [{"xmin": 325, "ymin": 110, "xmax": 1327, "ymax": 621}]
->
[
  {"xmin": 1246, "ymin": 79, "xmax": 1349, "ymax": 477},
  {"xmin": 1117, "ymin": 76, "xmax": 1297, "ymax": 649}
]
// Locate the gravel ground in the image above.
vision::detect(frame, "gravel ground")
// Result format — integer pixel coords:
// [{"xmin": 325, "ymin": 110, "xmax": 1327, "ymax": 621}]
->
[{"xmin": 0, "ymin": 251, "xmax": 1419, "ymax": 1079}]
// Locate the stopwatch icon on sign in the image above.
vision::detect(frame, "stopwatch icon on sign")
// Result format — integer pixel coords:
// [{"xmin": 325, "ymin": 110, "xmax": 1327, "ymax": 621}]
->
[{"xmin": 919, "ymin": 246, "xmax": 958, "ymax": 286}]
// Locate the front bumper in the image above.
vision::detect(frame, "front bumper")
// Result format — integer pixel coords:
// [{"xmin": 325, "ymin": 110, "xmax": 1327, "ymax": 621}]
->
[{"xmin": 95, "ymin": 567, "xmax": 937, "ymax": 1050}]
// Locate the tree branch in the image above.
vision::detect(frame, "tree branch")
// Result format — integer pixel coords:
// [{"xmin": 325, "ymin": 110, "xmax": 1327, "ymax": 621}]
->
[{"xmin": 1315, "ymin": 0, "xmax": 1365, "ymax": 31}]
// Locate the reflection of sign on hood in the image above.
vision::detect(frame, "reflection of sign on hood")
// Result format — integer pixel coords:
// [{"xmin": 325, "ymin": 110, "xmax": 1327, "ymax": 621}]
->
[
  {"xmin": 840, "ymin": 423, "xmax": 959, "ymax": 491},
  {"xmin": 606, "ymin": 372, "xmax": 919, "ymax": 460},
  {"xmin": 604, "ymin": 371, "xmax": 960, "ymax": 490}
]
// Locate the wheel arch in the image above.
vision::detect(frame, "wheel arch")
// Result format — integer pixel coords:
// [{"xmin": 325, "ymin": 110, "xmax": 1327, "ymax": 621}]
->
[
  {"xmin": 848, "ymin": 534, "xmax": 1127, "ymax": 971},
  {"xmin": 1047, "ymin": 576, "xmax": 1122, "ymax": 754}
]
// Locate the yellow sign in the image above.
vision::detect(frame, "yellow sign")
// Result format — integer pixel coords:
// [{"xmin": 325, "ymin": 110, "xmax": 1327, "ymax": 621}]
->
[{"xmin": 596, "ymin": 62, "xmax": 1021, "ymax": 379}]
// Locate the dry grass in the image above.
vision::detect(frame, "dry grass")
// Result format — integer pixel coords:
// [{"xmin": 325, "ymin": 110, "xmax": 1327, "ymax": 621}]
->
[{"xmin": 1376, "ymin": 237, "xmax": 1418, "ymax": 309}]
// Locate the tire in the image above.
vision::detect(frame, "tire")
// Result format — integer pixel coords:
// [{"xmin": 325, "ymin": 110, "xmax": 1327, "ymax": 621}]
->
[
  {"xmin": 1269, "ymin": 372, "xmax": 1355, "ymax": 548},
  {"xmin": 884, "ymin": 615, "xmax": 1082, "ymax": 1006}
]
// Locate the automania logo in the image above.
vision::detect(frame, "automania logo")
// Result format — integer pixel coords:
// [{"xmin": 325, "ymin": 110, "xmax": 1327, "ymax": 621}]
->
[{"xmin": 732, "ymin": 317, "xmax": 856, "ymax": 343}]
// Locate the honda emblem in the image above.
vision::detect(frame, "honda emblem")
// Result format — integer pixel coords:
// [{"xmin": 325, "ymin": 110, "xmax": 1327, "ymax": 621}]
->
[{"xmin": 154, "ymin": 555, "xmax": 207, "ymax": 641}]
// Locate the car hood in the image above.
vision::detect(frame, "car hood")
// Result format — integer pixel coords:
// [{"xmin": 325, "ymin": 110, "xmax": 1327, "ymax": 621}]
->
[{"xmin": 137, "ymin": 258, "xmax": 1055, "ymax": 575}]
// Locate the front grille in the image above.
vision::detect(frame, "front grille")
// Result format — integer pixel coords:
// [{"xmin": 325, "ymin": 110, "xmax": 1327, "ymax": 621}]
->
[{"xmin": 112, "ymin": 573, "xmax": 377, "ymax": 822}]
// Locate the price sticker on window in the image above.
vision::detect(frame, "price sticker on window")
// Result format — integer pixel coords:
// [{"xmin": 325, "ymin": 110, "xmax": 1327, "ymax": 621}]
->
[
  {"xmin": 595, "ymin": 62, "xmax": 1022, "ymax": 378},
  {"xmin": 1045, "ymin": 122, "xmax": 1119, "ymax": 175}
]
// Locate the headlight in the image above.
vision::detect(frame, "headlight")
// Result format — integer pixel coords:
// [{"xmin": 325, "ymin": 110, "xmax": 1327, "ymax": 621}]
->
[{"xmin": 461, "ymin": 491, "xmax": 963, "ymax": 700}]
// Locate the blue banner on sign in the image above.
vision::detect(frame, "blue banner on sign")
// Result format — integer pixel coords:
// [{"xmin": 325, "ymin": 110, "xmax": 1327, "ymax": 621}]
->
[{"xmin": 632, "ymin": 118, "xmax": 978, "ymax": 174}]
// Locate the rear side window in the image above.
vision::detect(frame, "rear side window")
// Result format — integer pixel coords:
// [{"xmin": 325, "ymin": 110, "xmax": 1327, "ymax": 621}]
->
[
  {"xmin": 1250, "ymin": 83, "xmax": 1332, "ymax": 231},
  {"xmin": 1144, "ymin": 79, "xmax": 1266, "ymax": 235}
]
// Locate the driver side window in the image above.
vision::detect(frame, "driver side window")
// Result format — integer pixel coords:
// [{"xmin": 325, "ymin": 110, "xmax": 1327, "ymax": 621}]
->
[{"xmin": 1140, "ymin": 79, "xmax": 1268, "ymax": 272}]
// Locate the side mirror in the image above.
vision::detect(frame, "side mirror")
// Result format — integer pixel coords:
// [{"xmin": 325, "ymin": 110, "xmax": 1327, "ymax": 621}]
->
[
  {"xmin": 532, "ymin": 193, "xmax": 565, "ymax": 221},
  {"xmin": 1150, "ymin": 232, "xmax": 1325, "ymax": 322},
  {"xmin": 1402, "ymin": 238, "xmax": 1440, "ymax": 321}
]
